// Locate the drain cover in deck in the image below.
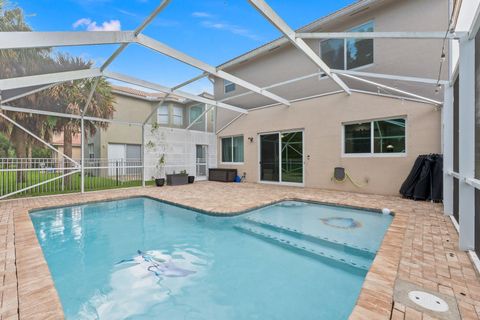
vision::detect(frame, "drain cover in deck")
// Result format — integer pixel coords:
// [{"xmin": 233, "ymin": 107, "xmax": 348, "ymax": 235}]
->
[
  {"xmin": 393, "ymin": 279, "xmax": 460, "ymax": 320},
  {"xmin": 408, "ymin": 290, "xmax": 449, "ymax": 312}
]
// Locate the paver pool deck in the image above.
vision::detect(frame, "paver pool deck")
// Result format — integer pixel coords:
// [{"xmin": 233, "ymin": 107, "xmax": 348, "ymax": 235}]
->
[{"xmin": 1, "ymin": 181, "xmax": 479, "ymax": 319}]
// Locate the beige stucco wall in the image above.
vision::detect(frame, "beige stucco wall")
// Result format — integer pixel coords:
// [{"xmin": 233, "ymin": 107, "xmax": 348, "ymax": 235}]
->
[
  {"xmin": 213, "ymin": 0, "xmax": 449, "ymax": 108},
  {"xmin": 93, "ymin": 95, "xmax": 193, "ymax": 159},
  {"xmin": 94, "ymin": 94, "xmax": 155, "ymax": 159},
  {"xmin": 217, "ymin": 92, "xmax": 441, "ymax": 196},
  {"xmin": 90, "ymin": 94, "xmax": 216, "ymax": 159},
  {"xmin": 53, "ymin": 145, "xmax": 81, "ymax": 160}
]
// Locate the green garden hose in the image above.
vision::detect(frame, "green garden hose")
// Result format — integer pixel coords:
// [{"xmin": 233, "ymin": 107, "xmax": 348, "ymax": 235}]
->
[{"xmin": 332, "ymin": 169, "xmax": 366, "ymax": 188}]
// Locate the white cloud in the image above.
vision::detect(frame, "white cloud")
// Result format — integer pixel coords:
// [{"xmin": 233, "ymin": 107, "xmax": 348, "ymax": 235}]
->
[
  {"xmin": 116, "ymin": 9, "xmax": 139, "ymax": 18},
  {"xmin": 192, "ymin": 10, "xmax": 260, "ymax": 40},
  {"xmin": 192, "ymin": 11, "xmax": 213, "ymax": 18},
  {"xmin": 73, "ymin": 18, "xmax": 92, "ymax": 29},
  {"xmin": 201, "ymin": 20, "xmax": 261, "ymax": 41},
  {"xmin": 73, "ymin": 18, "xmax": 121, "ymax": 31}
]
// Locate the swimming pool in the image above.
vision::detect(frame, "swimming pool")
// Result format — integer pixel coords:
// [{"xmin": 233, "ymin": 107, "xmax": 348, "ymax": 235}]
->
[{"xmin": 30, "ymin": 197, "xmax": 392, "ymax": 320}]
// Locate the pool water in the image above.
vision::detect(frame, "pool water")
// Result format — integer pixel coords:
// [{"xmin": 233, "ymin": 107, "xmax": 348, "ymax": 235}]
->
[{"xmin": 30, "ymin": 197, "xmax": 392, "ymax": 320}]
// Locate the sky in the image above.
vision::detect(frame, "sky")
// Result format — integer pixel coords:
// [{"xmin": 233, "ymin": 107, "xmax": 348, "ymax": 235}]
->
[{"xmin": 15, "ymin": 0, "xmax": 355, "ymax": 94}]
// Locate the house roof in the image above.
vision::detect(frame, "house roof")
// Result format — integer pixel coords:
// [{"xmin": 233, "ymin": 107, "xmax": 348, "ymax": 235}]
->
[
  {"xmin": 216, "ymin": 0, "xmax": 385, "ymax": 70},
  {"xmin": 111, "ymin": 85, "xmax": 186, "ymax": 103},
  {"xmin": 199, "ymin": 91, "xmax": 214, "ymax": 99}
]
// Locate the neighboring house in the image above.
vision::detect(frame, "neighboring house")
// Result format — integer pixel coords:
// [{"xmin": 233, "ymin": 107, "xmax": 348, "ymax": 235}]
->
[
  {"xmin": 85, "ymin": 86, "xmax": 216, "ymax": 180},
  {"xmin": 51, "ymin": 132, "xmax": 82, "ymax": 161},
  {"xmin": 212, "ymin": 0, "xmax": 447, "ymax": 195}
]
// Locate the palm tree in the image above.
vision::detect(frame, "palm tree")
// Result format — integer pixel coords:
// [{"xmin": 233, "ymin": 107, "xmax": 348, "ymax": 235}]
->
[
  {"xmin": 0, "ymin": 2, "xmax": 58, "ymax": 179},
  {"xmin": 0, "ymin": 2, "xmax": 116, "ymax": 184},
  {"xmin": 47, "ymin": 54, "xmax": 116, "ymax": 175}
]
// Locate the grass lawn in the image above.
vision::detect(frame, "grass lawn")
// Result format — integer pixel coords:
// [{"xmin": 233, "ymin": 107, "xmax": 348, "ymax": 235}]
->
[{"xmin": 0, "ymin": 170, "xmax": 154, "ymax": 199}]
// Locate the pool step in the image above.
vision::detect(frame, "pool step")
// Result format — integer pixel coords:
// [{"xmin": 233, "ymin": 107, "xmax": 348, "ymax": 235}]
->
[
  {"xmin": 244, "ymin": 217, "xmax": 376, "ymax": 258},
  {"xmin": 234, "ymin": 223, "xmax": 371, "ymax": 274}
]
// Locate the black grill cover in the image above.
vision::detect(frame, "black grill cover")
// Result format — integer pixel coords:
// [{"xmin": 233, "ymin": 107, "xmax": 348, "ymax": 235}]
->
[{"xmin": 400, "ymin": 154, "xmax": 443, "ymax": 202}]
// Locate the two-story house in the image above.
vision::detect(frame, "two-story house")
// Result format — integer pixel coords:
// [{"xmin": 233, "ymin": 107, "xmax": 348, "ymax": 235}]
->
[
  {"xmin": 212, "ymin": 0, "xmax": 447, "ymax": 195},
  {"xmin": 83, "ymin": 85, "xmax": 216, "ymax": 180}
]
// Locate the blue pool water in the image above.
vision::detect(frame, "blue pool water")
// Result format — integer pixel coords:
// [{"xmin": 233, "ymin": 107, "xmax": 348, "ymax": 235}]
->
[{"xmin": 30, "ymin": 198, "xmax": 392, "ymax": 320}]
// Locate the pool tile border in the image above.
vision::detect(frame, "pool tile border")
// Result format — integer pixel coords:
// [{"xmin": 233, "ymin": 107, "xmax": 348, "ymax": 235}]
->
[
  {"xmin": 29, "ymin": 195, "xmax": 387, "ymax": 217},
  {"xmin": 2, "ymin": 182, "xmax": 479, "ymax": 320}
]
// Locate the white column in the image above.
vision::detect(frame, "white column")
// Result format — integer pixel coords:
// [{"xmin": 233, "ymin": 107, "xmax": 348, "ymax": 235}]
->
[
  {"xmin": 142, "ymin": 124, "xmax": 146, "ymax": 187},
  {"xmin": 443, "ymin": 84, "xmax": 454, "ymax": 215},
  {"xmin": 458, "ymin": 36, "xmax": 476, "ymax": 250},
  {"xmin": 81, "ymin": 116, "xmax": 85, "ymax": 193}
]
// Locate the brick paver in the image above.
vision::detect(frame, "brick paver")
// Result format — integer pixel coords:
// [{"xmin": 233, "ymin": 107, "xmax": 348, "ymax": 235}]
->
[{"xmin": 0, "ymin": 182, "xmax": 478, "ymax": 319}]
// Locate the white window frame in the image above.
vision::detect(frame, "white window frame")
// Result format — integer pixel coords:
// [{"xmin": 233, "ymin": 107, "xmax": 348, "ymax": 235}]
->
[
  {"xmin": 257, "ymin": 129, "xmax": 305, "ymax": 187},
  {"xmin": 320, "ymin": 20, "xmax": 375, "ymax": 72},
  {"xmin": 172, "ymin": 105, "xmax": 184, "ymax": 127},
  {"xmin": 224, "ymin": 79, "xmax": 236, "ymax": 94},
  {"xmin": 157, "ymin": 104, "xmax": 169, "ymax": 125},
  {"xmin": 220, "ymin": 135, "xmax": 244, "ymax": 164},
  {"xmin": 341, "ymin": 115, "xmax": 407, "ymax": 158}
]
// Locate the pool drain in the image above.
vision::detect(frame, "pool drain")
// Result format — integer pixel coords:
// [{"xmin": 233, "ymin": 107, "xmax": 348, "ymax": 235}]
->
[{"xmin": 408, "ymin": 291, "xmax": 449, "ymax": 312}]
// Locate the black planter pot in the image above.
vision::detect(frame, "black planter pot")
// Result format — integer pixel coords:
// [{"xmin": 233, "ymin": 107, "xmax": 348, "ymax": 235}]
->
[
  {"xmin": 188, "ymin": 176, "xmax": 195, "ymax": 184},
  {"xmin": 166, "ymin": 174, "xmax": 188, "ymax": 186},
  {"xmin": 155, "ymin": 178, "xmax": 165, "ymax": 187}
]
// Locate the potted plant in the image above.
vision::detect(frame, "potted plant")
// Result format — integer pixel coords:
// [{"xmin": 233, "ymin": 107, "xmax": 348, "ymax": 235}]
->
[{"xmin": 154, "ymin": 155, "xmax": 166, "ymax": 187}]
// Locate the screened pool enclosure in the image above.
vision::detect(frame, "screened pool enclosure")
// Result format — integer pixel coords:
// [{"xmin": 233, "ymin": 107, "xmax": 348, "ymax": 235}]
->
[{"xmin": 0, "ymin": 0, "xmax": 480, "ymax": 257}]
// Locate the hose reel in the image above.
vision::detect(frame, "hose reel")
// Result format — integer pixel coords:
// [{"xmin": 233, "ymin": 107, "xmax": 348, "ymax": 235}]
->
[{"xmin": 332, "ymin": 167, "xmax": 367, "ymax": 188}]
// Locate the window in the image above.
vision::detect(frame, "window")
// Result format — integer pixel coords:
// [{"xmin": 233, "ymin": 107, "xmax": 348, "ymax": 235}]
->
[
  {"xmin": 347, "ymin": 22, "xmax": 374, "ymax": 69},
  {"xmin": 189, "ymin": 105, "xmax": 204, "ymax": 123},
  {"xmin": 344, "ymin": 118, "xmax": 406, "ymax": 155},
  {"xmin": 88, "ymin": 143, "xmax": 95, "ymax": 159},
  {"xmin": 373, "ymin": 119, "xmax": 406, "ymax": 153},
  {"xmin": 344, "ymin": 122, "xmax": 371, "ymax": 154},
  {"xmin": 172, "ymin": 106, "xmax": 184, "ymax": 126},
  {"xmin": 157, "ymin": 105, "xmax": 169, "ymax": 124},
  {"xmin": 221, "ymin": 136, "xmax": 244, "ymax": 163},
  {"xmin": 320, "ymin": 21, "xmax": 374, "ymax": 70},
  {"xmin": 320, "ymin": 39, "xmax": 344, "ymax": 70},
  {"xmin": 189, "ymin": 104, "xmax": 206, "ymax": 131},
  {"xmin": 224, "ymin": 80, "xmax": 236, "ymax": 93}
]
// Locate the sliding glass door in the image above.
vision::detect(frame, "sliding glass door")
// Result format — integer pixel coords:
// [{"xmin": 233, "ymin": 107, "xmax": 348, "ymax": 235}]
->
[
  {"xmin": 281, "ymin": 131, "xmax": 303, "ymax": 183},
  {"xmin": 260, "ymin": 131, "xmax": 303, "ymax": 184},
  {"xmin": 260, "ymin": 134, "xmax": 280, "ymax": 182}
]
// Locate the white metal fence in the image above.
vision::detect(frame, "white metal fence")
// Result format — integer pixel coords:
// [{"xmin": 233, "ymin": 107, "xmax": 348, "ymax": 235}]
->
[{"xmin": 0, "ymin": 158, "xmax": 148, "ymax": 199}]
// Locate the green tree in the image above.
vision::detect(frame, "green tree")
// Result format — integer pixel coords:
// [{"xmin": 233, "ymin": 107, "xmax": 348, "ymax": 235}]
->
[
  {"xmin": 48, "ymin": 54, "xmax": 116, "ymax": 167},
  {"xmin": 0, "ymin": 2, "xmax": 57, "ymax": 178},
  {"xmin": 0, "ymin": 133, "xmax": 15, "ymax": 157},
  {"xmin": 0, "ymin": 2, "xmax": 116, "ymax": 184}
]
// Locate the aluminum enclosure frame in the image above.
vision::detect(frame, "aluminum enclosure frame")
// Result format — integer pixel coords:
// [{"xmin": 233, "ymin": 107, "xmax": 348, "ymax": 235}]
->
[{"xmin": 0, "ymin": 0, "xmax": 464, "ymax": 228}]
